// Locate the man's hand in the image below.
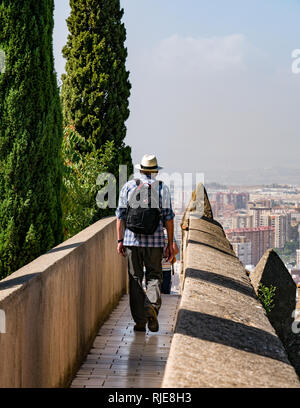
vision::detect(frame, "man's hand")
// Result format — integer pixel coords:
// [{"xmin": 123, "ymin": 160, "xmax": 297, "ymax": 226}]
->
[
  {"xmin": 165, "ymin": 243, "xmax": 174, "ymax": 263},
  {"xmin": 116, "ymin": 219, "xmax": 126, "ymax": 257},
  {"xmin": 117, "ymin": 242, "xmax": 126, "ymax": 257},
  {"xmin": 165, "ymin": 218, "xmax": 175, "ymax": 262}
]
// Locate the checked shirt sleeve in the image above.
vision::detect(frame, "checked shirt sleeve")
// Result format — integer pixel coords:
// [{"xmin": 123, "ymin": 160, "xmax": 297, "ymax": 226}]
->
[
  {"xmin": 161, "ymin": 184, "xmax": 175, "ymax": 223},
  {"xmin": 115, "ymin": 183, "xmax": 128, "ymax": 220}
]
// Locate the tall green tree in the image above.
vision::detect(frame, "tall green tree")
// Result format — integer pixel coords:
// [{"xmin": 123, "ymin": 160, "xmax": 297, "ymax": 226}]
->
[
  {"xmin": 61, "ymin": 125, "xmax": 120, "ymax": 239},
  {"xmin": 61, "ymin": 0, "xmax": 133, "ymax": 228},
  {"xmin": 61, "ymin": 0, "xmax": 132, "ymax": 164},
  {"xmin": 0, "ymin": 0, "xmax": 63, "ymax": 278}
]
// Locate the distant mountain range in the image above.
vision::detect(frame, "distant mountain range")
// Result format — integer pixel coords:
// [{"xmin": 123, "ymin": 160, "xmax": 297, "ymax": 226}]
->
[{"xmin": 204, "ymin": 167, "xmax": 300, "ymax": 186}]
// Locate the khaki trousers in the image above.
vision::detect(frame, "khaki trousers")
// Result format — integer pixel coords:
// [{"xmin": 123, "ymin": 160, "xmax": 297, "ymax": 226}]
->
[{"xmin": 125, "ymin": 246, "xmax": 164, "ymax": 324}]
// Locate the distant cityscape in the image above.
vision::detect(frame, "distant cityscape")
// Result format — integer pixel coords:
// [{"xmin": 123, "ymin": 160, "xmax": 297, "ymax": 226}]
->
[
  {"xmin": 204, "ymin": 167, "xmax": 300, "ymax": 186},
  {"xmin": 170, "ymin": 182, "xmax": 300, "ymax": 302}
]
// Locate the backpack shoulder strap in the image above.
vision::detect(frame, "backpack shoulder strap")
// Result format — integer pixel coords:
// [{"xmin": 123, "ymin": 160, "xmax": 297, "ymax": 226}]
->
[
  {"xmin": 158, "ymin": 181, "xmax": 163, "ymax": 209},
  {"xmin": 127, "ymin": 179, "xmax": 141, "ymax": 208}
]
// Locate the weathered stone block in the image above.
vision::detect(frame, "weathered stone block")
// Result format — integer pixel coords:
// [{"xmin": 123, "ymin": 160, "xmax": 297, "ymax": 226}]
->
[
  {"xmin": 181, "ymin": 183, "xmax": 213, "ymax": 230},
  {"xmin": 0, "ymin": 217, "xmax": 127, "ymax": 388},
  {"xmin": 251, "ymin": 249, "xmax": 300, "ymax": 377},
  {"xmin": 162, "ymin": 190, "xmax": 300, "ymax": 388}
]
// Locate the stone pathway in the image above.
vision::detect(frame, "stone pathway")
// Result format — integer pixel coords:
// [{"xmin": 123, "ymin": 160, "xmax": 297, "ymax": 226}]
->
[{"xmin": 71, "ymin": 293, "xmax": 180, "ymax": 388}]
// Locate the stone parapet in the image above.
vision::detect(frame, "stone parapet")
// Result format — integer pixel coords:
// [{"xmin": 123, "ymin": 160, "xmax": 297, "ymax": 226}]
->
[
  {"xmin": 162, "ymin": 185, "xmax": 300, "ymax": 388},
  {"xmin": 251, "ymin": 249, "xmax": 300, "ymax": 377},
  {"xmin": 0, "ymin": 217, "xmax": 127, "ymax": 388}
]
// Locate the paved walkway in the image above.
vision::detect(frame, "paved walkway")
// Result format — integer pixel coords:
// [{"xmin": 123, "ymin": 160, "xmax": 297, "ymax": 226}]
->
[{"xmin": 71, "ymin": 293, "xmax": 180, "ymax": 388}]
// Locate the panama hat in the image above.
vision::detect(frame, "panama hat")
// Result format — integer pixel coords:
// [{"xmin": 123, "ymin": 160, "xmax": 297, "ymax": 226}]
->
[{"xmin": 135, "ymin": 154, "xmax": 163, "ymax": 173}]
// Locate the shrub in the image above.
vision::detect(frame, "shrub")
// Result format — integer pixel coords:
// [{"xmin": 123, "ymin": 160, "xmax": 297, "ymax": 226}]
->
[{"xmin": 258, "ymin": 283, "xmax": 276, "ymax": 314}]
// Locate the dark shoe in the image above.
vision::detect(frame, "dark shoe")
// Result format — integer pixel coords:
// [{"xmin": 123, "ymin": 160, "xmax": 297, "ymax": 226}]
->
[
  {"xmin": 145, "ymin": 305, "xmax": 159, "ymax": 332},
  {"xmin": 134, "ymin": 322, "xmax": 146, "ymax": 332}
]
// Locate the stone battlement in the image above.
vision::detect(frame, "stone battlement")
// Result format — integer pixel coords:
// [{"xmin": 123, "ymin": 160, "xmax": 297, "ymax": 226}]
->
[
  {"xmin": 0, "ymin": 217, "xmax": 127, "ymax": 388},
  {"xmin": 162, "ymin": 184, "xmax": 300, "ymax": 388}
]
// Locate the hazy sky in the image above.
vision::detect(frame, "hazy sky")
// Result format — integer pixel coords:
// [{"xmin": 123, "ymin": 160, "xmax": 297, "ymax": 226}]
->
[{"xmin": 53, "ymin": 0, "xmax": 300, "ymax": 182}]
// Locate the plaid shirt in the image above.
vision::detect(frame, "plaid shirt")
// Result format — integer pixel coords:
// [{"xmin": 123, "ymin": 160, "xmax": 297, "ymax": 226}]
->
[{"xmin": 116, "ymin": 174, "xmax": 175, "ymax": 247}]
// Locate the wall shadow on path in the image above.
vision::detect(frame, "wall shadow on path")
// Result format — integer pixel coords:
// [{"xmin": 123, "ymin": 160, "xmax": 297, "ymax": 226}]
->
[
  {"xmin": 185, "ymin": 268, "xmax": 257, "ymax": 299},
  {"xmin": 188, "ymin": 239, "xmax": 234, "ymax": 258},
  {"xmin": 176, "ymin": 309, "xmax": 290, "ymax": 364},
  {"xmin": 47, "ymin": 242, "xmax": 84, "ymax": 253},
  {"xmin": 0, "ymin": 243, "xmax": 85, "ymax": 291},
  {"xmin": 0, "ymin": 273, "xmax": 41, "ymax": 291}
]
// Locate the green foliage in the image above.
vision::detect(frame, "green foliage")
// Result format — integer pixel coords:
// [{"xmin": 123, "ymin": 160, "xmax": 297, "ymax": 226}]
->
[
  {"xmin": 61, "ymin": 125, "xmax": 120, "ymax": 240},
  {"xmin": 258, "ymin": 283, "xmax": 276, "ymax": 314},
  {"xmin": 289, "ymin": 224, "xmax": 300, "ymax": 242},
  {"xmin": 282, "ymin": 241, "xmax": 299, "ymax": 255},
  {"xmin": 61, "ymin": 0, "xmax": 132, "ymax": 154},
  {"xmin": 60, "ymin": 0, "xmax": 133, "ymax": 237},
  {"xmin": 274, "ymin": 240, "xmax": 299, "ymax": 266},
  {"xmin": 0, "ymin": 0, "xmax": 63, "ymax": 278}
]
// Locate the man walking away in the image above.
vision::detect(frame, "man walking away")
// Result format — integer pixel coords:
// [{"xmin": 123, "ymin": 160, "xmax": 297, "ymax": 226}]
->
[{"xmin": 116, "ymin": 154, "xmax": 175, "ymax": 332}]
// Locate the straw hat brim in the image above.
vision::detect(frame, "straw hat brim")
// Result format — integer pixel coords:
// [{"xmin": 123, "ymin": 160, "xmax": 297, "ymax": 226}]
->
[{"xmin": 134, "ymin": 164, "xmax": 163, "ymax": 172}]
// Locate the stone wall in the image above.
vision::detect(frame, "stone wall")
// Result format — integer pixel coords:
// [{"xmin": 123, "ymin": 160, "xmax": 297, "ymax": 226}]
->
[
  {"xmin": 0, "ymin": 217, "xmax": 127, "ymax": 388},
  {"xmin": 162, "ymin": 184, "xmax": 300, "ymax": 388},
  {"xmin": 251, "ymin": 249, "xmax": 300, "ymax": 377}
]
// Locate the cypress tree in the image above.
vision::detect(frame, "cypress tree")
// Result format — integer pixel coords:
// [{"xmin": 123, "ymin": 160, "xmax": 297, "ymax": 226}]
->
[
  {"xmin": 0, "ymin": 1, "xmax": 63, "ymax": 278},
  {"xmin": 61, "ymin": 0, "xmax": 132, "ymax": 167}
]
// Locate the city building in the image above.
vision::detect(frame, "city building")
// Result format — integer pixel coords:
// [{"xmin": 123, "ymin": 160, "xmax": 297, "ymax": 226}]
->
[
  {"xmin": 247, "ymin": 199, "xmax": 272, "ymax": 210},
  {"xmin": 232, "ymin": 214, "xmax": 253, "ymax": 229},
  {"xmin": 208, "ymin": 186, "xmax": 298, "ymax": 265},
  {"xmin": 296, "ymin": 249, "xmax": 300, "ymax": 268},
  {"xmin": 226, "ymin": 226, "xmax": 274, "ymax": 266},
  {"xmin": 235, "ymin": 193, "xmax": 249, "ymax": 209},
  {"xmin": 217, "ymin": 216, "xmax": 233, "ymax": 230},
  {"xmin": 230, "ymin": 236, "xmax": 252, "ymax": 265},
  {"xmin": 248, "ymin": 206, "xmax": 271, "ymax": 228},
  {"xmin": 291, "ymin": 269, "xmax": 300, "ymax": 285},
  {"xmin": 256, "ymin": 212, "xmax": 291, "ymax": 249},
  {"xmin": 271, "ymin": 214, "xmax": 290, "ymax": 249}
]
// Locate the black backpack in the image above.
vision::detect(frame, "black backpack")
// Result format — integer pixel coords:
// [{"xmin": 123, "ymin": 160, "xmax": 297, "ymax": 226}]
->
[{"xmin": 126, "ymin": 179, "xmax": 163, "ymax": 235}]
